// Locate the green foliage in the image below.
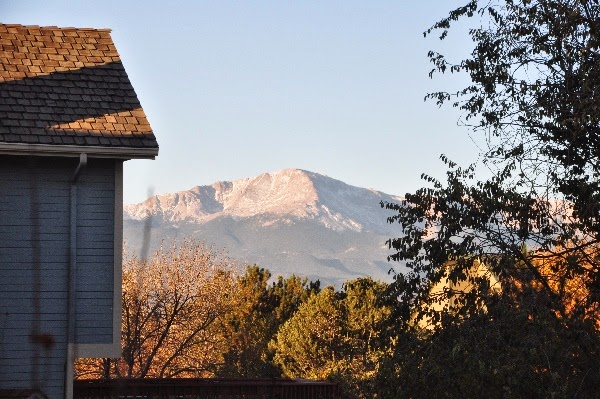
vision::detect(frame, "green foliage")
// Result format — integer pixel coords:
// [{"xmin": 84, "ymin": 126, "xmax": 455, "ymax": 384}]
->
[
  {"xmin": 383, "ymin": 0, "xmax": 600, "ymax": 331},
  {"xmin": 270, "ymin": 273, "xmax": 321, "ymax": 322},
  {"xmin": 271, "ymin": 278, "xmax": 391, "ymax": 398},
  {"xmin": 217, "ymin": 265, "xmax": 320, "ymax": 378},
  {"xmin": 216, "ymin": 266, "xmax": 276, "ymax": 377},
  {"xmin": 378, "ymin": 0, "xmax": 600, "ymax": 395},
  {"xmin": 271, "ymin": 287, "xmax": 345, "ymax": 379},
  {"xmin": 378, "ymin": 287, "xmax": 600, "ymax": 398}
]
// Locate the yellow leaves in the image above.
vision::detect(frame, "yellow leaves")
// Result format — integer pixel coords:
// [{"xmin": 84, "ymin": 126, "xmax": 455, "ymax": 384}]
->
[
  {"xmin": 76, "ymin": 240, "xmax": 238, "ymax": 379},
  {"xmin": 530, "ymin": 243, "xmax": 600, "ymax": 328}
]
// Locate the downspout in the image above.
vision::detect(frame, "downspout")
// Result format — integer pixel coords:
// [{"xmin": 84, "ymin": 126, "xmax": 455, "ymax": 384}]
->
[{"xmin": 65, "ymin": 153, "xmax": 87, "ymax": 399}]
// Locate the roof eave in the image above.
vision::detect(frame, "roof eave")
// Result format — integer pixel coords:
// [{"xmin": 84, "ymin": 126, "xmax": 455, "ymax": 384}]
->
[{"xmin": 0, "ymin": 142, "xmax": 158, "ymax": 159}]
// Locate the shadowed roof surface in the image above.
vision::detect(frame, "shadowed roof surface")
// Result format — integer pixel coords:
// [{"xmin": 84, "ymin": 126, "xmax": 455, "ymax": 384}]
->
[{"xmin": 0, "ymin": 24, "xmax": 158, "ymax": 157}]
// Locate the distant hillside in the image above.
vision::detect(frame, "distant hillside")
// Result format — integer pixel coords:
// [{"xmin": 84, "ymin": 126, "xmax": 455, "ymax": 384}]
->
[{"xmin": 123, "ymin": 169, "xmax": 405, "ymax": 286}]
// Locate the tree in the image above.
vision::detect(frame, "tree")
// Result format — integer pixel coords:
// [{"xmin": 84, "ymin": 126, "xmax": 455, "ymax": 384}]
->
[
  {"xmin": 217, "ymin": 266, "xmax": 277, "ymax": 378},
  {"xmin": 379, "ymin": 0, "xmax": 600, "ymax": 394},
  {"xmin": 272, "ymin": 286, "xmax": 349, "ymax": 380},
  {"xmin": 383, "ymin": 0, "xmax": 600, "ymax": 330},
  {"xmin": 375, "ymin": 252, "xmax": 600, "ymax": 398},
  {"xmin": 271, "ymin": 279, "xmax": 391, "ymax": 398},
  {"xmin": 76, "ymin": 241, "xmax": 237, "ymax": 379},
  {"xmin": 217, "ymin": 266, "xmax": 320, "ymax": 378}
]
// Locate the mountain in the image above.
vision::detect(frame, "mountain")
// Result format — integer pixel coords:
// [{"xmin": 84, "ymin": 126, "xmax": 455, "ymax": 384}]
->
[{"xmin": 123, "ymin": 169, "xmax": 405, "ymax": 286}]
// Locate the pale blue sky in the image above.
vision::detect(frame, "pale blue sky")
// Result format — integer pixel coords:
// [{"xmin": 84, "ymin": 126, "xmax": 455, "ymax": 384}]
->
[{"xmin": 2, "ymin": 1, "xmax": 479, "ymax": 204}]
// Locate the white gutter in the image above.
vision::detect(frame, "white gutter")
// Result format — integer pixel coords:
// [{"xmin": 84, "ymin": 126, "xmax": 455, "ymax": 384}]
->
[{"xmin": 0, "ymin": 143, "xmax": 158, "ymax": 159}]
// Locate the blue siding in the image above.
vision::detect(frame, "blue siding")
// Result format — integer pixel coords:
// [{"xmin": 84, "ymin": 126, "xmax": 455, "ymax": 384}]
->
[
  {"xmin": 0, "ymin": 156, "xmax": 118, "ymax": 399},
  {"xmin": 76, "ymin": 161, "xmax": 116, "ymax": 344}
]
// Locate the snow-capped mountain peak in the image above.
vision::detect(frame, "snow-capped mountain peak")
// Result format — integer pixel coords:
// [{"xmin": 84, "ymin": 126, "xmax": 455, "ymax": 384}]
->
[
  {"xmin": 123, "ymin": 169, "xmax": 406, "ymax": 286},
  {"xmin": 124, "ymin": 169, "xmax": 401, "ymax": 234}
]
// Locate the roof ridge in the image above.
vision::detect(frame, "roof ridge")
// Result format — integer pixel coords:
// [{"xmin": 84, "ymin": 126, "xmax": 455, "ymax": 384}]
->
[{"xmin": 0, "ymin": 23, "xmax": 112, "ymax": 32}]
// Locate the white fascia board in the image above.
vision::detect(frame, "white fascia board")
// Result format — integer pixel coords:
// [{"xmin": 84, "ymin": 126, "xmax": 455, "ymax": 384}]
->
[{"xmin": 0, "ymin": 142, "xmax": 158, "ymax": 159}]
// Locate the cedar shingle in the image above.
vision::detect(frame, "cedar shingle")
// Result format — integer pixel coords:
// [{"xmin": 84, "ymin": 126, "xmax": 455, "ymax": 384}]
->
[{"xmin": 0, "ymin": 23, "xmax": 158, "ymax": 153}]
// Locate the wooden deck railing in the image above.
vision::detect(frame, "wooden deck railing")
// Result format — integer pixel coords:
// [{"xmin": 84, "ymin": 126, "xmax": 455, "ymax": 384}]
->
[{"xmin": 74, "ymin": 378, "xmax": 357, "ymax": 399}]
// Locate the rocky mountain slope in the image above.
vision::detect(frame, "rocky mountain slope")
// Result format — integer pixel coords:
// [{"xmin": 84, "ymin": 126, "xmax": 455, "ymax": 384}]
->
[{"xmin": 123, "ymin": 169, "xmax": 405, "ymax": 286}]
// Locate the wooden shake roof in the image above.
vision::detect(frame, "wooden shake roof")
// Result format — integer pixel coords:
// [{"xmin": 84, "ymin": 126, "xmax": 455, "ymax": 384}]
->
[{"xmin": 0, "ymin": 24, "xmax": 158, "ymax": 158}]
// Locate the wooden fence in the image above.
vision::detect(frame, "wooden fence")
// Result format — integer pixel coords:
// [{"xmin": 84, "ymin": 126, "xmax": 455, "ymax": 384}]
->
[{"xmin": 74, "ymin": 378, "xmax": 356, "ymax": 399}]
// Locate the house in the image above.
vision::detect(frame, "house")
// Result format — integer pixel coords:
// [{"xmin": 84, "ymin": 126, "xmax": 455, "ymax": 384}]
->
[{"xmin": 0, "ymin": 24, "xmax": 158, "ymax": 399}]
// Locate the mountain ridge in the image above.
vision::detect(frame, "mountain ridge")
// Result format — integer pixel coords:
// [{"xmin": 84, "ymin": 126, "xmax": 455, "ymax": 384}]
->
[
  {"xmin": 123, "ymin": 169, "xmax": 404, "ymax": 286},
  {"xmin": 124, "ymin": 168, "xmax": 402, "ymax": 234}
]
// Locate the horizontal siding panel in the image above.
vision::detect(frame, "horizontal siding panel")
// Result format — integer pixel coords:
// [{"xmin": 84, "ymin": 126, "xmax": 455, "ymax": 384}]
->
[
  {"xmin": 3, "ymin": 313, "xmax": 68, "ymax": 322},
  {"xmin": 80, "ymin": 174, "xmax": 114, "ymax": 182},
  {"xmin": 77, "ymin": 203, "xmax": 114, "ymax": 213},
  {"xmin": 76, "ymin": 215, "xmax": 114, "ymax": 223},
  {"xmin": 1, "ymin": 284, "xmax": 69, "ymax": 292},
  {"xmin": 1, "ymin": 278, "xmax": 67, "ymax": 289},
  {"xmin": 0, "ymin": 333, "xmax": 67, "ymax": 345},
  {"xmin": 0, "ymin": 192, "xmax": 69, "ymax": 201},
  {"xmin": 0, "ymin": 201, "xmax": 68, "ymax": 212},
  {"xmin": 1, "ymin": 297, "xmax": 65, "ymax": 309},
  {"xmin": 77, "ymin": 329, "xmax": 113, "ymax": 339},
  {"xmin": 76, "ymin": 256, "xmax": 114, "ymax": 264},
  {"xmin": 1, "ymin": 337, "xmax": 67, "ymax": 349},
  {"xmin": 77, "ymin": 308, "xmax": 112, "ymax": 324},
  {"xmin": 79, "ymin": 181, "xmax": 114, "ymax": 190},
  {"xmin": 78, "ymin": 231, "xmax": 114, "ymax": 240},
  {"xmin": 1, "ymin": 261, "xmax": 68, "ymax": 269},
  {"xmin": 0, "ymin": 270, "xmax": 67, "ymax": 281},
  {"xmin": 78, "ymin": 225, "xmax": 114, "ymax": 236},
  {"xmin": 80, "ymin": 176, "xmax": 114, "ymax": 184},
  {"xmin": 76, "ymin": 276, "xmax": 113, "ymax": 286},
  {"xmin": 78, "ymin": 261, "xmax": 115, "ymax": 269},
  {"xmin": 77, "ymin": 332, "xmax": 114, "ymax": 344},
  {"xmin": 0, "ymin": 217, "xmax": 68, "ymax": 224},
  {"xmin": 76, "ymin": 288, "xmax": 113, "ymax": 296},
  {"xmin": 0, "ymin": 180, "xmax": 70, "ymax": 191},
  {"xmin": 1, "ymin": 356, "xmax": 65, "ymax": 366},
  {"xmin": 0, "ymin": 226, "xmax": 69, "ymax": 236},
  {"xmin": 74, "ymin": 319, "xmax": 113, "ymax": 339},
  {"xmin": 1, "ymin": 377, "xmax": 64, "ymax": 388},
  {"xmin": 76, "ymin": 291, "xmax": 114, "ymax": 299},
  {"xmin": 0, "ymin": 247, "xmax": 69, "ymax": 256},
  {"xmin": 78, "ymin": 242, "xmax": 114, "ymax": 251},
  {"xmin": 75, "ymin": 306, "xmax": 114, "ymax": 319},
  {"xmin": 0, "ymin": 192, "xmax": 69, "ymax": 202},
  {"xmin": 0, "ymin": 254, "xmax": 69, "ymax": 263},
  {"xmin": 0, "ymin": 235, "xmax": 70, "ymax": 245},
  {"xmin": 0, "ymin": 210, "xmax": 68, "ymax": 220},
  {"xmin": 0, "ymin": 168, "xmax": 69, "ymax": 177},
  {"xmin": 76, "ymin": 218, "xmax": 113, "ymax": 227},
  {"xmin": 79, "ymin": 191, "xmax": 114, "ymax": 201},
  {"xmin": 74, "ymin": 285, "xmax": 114, "ymax": 294},
  {"xmin": 0, "ymin": 234, "xmax": 69, "ymax": 247},
  {"xmin": 78, "ymin": 239, "xmax": 115, "ymax": 248},
  {"xmin": 0, "ymin": 371, "xmax": 65, "ymax": 381},
  {"xmin": 75, "ymin": 284, "xmax": 113, "ymax": 292},
  {"xmin": 0, "ymin": 165, "xmax": 70, "ymax": 175},
  {"xmin": 73, "ymin": 297, "xmax": 114, "ymax": 307},
  {"xmin": 0, "ymin": 262, "xmax": 69, "ymax": 270},
  {"xmin": 77, "ymin": 248, "xmax": 114, "ymax": 257},
  {"xmin": 77, "ymin": 266, "xmax": 113, "ymax": 277},
  {"xmin": 0, "ymin": 221, "xmax": 70, "ymax": 229}
]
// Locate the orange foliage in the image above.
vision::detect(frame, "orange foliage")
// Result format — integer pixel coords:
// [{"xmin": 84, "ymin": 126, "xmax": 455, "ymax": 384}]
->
[{"xmin": 529, "ymin": 243, "xmax": 600, "ymax": 329}]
